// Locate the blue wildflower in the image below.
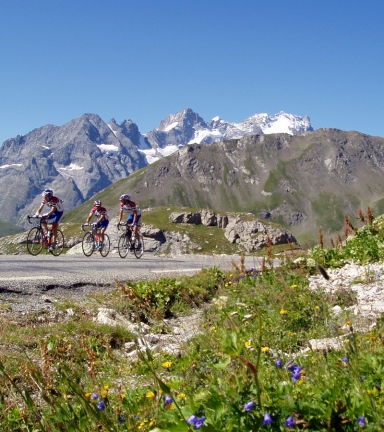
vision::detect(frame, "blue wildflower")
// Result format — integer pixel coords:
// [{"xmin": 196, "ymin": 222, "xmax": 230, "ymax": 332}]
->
[
  {"xmin": 186, "ymin": 415, "xmax": 206, "ymax": 429},
  {"xmin": 357, "ymin": 416, "xmax": 366, "ymax": 427},
  {"xmin": 342, "ymin": 356, "xmax": 348, "ymax": 363},
  {"xmin": 263, "ymin": 413, "xmax": 273, "ymax": 425},
  {"xmin": 283, "ymin": 416, "xmax": 295, "ymax": 428},
  {"xmin": 118, "ymin": 416, "xmax": 126, "ymax": 423},
  {"xmin": 96, "ymin": 400, "xmax": 105, "ymax": 411},
  {"xmin": 243, "ymin": 401, "xmax": 256, "ymax": 412},
  {"xmin": 274, "ymin": 359, "xmax": 283, "ymax": 369},
  {"xmin": 92, "ymin": 393, "xmax": 98, "ymax": 400},
  {"xmin": 291, "ymin": 371, "xmax": 302, "ymax": 383},
  {"xmin": 164, "ymin": 395, "xmax": 173, "ymax": 405}
]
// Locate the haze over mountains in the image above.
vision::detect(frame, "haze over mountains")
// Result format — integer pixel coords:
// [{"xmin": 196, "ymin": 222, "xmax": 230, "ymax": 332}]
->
[{"xmin": 0, "ymin": 109, "xmax": 312, "ymax": 227}]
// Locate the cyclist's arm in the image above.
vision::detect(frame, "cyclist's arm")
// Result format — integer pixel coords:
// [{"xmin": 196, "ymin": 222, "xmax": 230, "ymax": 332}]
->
[
  {"xmin": 35, "ymin": 203, "xmax": 44, "ymax": 215},
  {"xmin": 45, "ymin": 205, "xmax": 57, "ymax": 218},
  {"xmin": 132, "ymin": 209, "xmax": 138, "ymax": 224},
  {"xmin": 85, "ymin": 212, "xmax": 93, "ymax": 224},
  {"xmin": 118, "ymin": 209, "xmax": 123, "ymax": 223}
]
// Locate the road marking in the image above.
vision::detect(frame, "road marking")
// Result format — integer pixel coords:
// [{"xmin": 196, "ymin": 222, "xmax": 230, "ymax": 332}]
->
[
  {"xmin": 0, "ymin": 276, "xmax": 54, "ymax": 281},
  {"xmin": 151, "ymin": 268, "xmax": 201, "ymax": 273}
]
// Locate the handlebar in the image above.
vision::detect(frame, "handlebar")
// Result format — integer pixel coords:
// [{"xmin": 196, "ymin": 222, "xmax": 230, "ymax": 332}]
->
[
  {"xmin": 27, "ymin": 214, "xmax": 44, "ymax": 224},
  {"xmin": 117, "ymin": 222, "xmax": 134, "ymax": 231}
]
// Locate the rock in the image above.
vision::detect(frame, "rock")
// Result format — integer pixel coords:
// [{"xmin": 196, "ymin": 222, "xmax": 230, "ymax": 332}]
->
[{"xmin": 94, "ymin": 308, "xmax": 150, "ymax": 335}]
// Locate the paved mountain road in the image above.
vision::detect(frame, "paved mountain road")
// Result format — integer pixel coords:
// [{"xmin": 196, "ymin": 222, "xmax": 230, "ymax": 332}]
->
[{"xmin": 0, "ymin": 253, "xmax": 268, "ymax": 314}]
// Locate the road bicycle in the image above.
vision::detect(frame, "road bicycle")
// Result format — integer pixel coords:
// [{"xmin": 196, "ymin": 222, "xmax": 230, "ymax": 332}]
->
[
  {"xmin": 117, "ymin": 222, "xmax": 144, "ymax": 259},
  {"xmin": 26, "ymin": 215, "xmax": 65, "ymax": 256},
  {"xmin": 81, "ymin": 223, "xmax": 110, "ymax": 257}
]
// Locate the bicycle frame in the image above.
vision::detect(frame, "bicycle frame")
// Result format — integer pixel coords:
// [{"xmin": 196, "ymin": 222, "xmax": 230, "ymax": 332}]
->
[{"xmin": 26, "ymin": 215, "xmax": 64, "ymax": 256}]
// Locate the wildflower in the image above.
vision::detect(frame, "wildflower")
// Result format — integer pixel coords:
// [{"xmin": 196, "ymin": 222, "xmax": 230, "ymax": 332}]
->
[
  {"xmin": 103, "ymin": 385, "xmax": 109, "ymax": 390},
  {"xmin": 187, "ymin": 415, "xmax": 206, "ymax": 429},
  {"xmin": 261, "ymin": 347, "xmax": 270, "ymax": 352},
  {"xmin": 164, "ymin": 395, "xmax": 173, "ymax": 405},
  {"xmin": 245, "ymin": 340, "xmax": 252, "ymax": 348},
  {"xmin": 342, "ymin": 356, "xmax": 348, "ymax": 364},
  {"xmin": 274, "ymin": 359, "xmax": 283, "ymax": 369},
  {"xmin": 149, "ymin": 419, "xmax": 155, "ymax": 427},
  {"xmin": 243, "ymin": 401, "xmax": 256, "ymax": 412},
  {"xmin": 291, "ymin": 284, "xmax": 298, "ymax": 288},
  {"xmin": 119, "ymin": 393, "xmax": 126, "ymax": 400},
  {"xmin": 165, "ymin": 403, "xmax": 175, "ymax": 410},
  {"xmin": 233, "ymin": 289, "xmax": 237, "ymax": 292},
  {"xmin": 92, "ymin": 393, "xmax": 98, "ymax": 400},
  {"xmin": 291, "ymin": 371, "xmax": 302, "ymax": 383},
  {"xmin": 288, "ymin": 331, "xmax": 293, "ymax": 337},
  {"xmin": 146, "ymin": 390, "xmax": 156, "ymax": 399},
  {"xmin": 280, "ymin": 309, "xmax": 288, "ymax": 315},
  {"xmin": 162, "ymin": 361, "xmax": 172, "ymax": 369},
  {"xmin": 101, "ymin": 389, "xmax": 108, "ymax": 398},
  {"xmin": 263, "ymin": 413, "xmax": 273, "ymax": 425},
  {"xmin": 211, "ymin": 326, "xmax": 216, "ymax": 331},
  {"xmin": 356, "ymin": 416, "xmax": 366, "ymax": 427},
  {"xmin": 96, "ymin": 400, "xmax": 105, "ymax": 411},
  {"xmin": 283, "ymin": 416, "xmax": 295, "ymax": 428},
  {"xmin": 346, "ymin": 320, "xmax": 352, "ymax": 326},
  {"xmin": 85, "ymin": 393, "xmax": 91, "ymax": 399},
  {"xmin": 177, "ymin": 393, "xmax": 186, "ymax": 399},
  {"xmin": 315, "ymin": 305, "xmax": 320, "ymax": 309},
  {"xmin": 118, "ymin": 416, "xmax": 126, "ymax": 423}
]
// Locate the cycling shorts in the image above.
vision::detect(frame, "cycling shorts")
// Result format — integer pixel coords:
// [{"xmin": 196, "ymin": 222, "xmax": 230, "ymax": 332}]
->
[
  {"xmin": 127, "ymin": 214, "xmax": 141, "ymax": 226},
  {"xmin": 96, "ymin": 220, "xmax": 109, "ymax": 229},
  {"xmin": 46, "ymin": 211, "xmax": 64, "ymax": 224}
]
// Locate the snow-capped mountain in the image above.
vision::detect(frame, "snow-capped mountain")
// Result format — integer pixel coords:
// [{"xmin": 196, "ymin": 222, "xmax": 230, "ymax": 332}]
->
[{"xmin": 141, "ymin": 108, "xmax": 312, "ymax": 163}]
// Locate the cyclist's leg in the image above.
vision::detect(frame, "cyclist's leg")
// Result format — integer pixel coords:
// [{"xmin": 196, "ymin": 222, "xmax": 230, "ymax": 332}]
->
[
  {"xmin": 133, "ymin": 215, "xmax": 142, "ymax": 241},
  {"xmin": 49, "ymin": 212, "xmax": 63, "ymax": 250}
]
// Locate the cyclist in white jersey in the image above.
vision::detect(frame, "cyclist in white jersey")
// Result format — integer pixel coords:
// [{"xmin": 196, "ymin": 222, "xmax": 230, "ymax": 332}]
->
[
  {"xmin": 34, "ymin": 189, "xmax": 64, "ymax": 253},
  {"xmin": 117, "ymin": 194, "xmax": 142, "ymax": 248}
]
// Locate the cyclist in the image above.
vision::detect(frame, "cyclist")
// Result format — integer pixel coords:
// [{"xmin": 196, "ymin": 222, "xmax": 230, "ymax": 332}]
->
[
  {"xmin": 34, "ymin": 189, "xmax": 64, "ymax": 253},
  {"xmin": 85, "ymin": 200, "xmax": 109, "ymax": 251},
  {"xmin": 117, "ymin": 194, "xmax": 142, "ymax": 249}
]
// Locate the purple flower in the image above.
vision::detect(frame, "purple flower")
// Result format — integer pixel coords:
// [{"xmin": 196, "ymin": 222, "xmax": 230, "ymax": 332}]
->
[
  {"xmin": 243, "ymin": 401, "xmax": 256, "ymax": 412},
  {"xmin": 96, "ymin": 400, "xmax": 105, "ymax": 411},
  {"xmin": 291, "ymin": 371, "xmax": 302, "ymax": 383},
  {"xmin": 92, "ymin": 393, "xmax": 98, "ymax": 400},
  {"xmin": 186, "ymin": 415, "xmax": 206, "ymax": 429},
  {"xmin": 164, "ymin": 395, "xmax": 173, "ymax": 405},
  {"xmin": 118, "ymin": 416, "xmax": 126, "ymax": 423},
  {"xmin": 274, "ymin": 359, "xmax": 283, "ymax": 369},
  {"xmin": 357, "ymin": 416, "xmax": 366, "ymax": 427},
  {"xmin": 263, "ymin": 413, "xmax": 273, "ymax": 425},
  {"xmin": 342, "ymin": 356, "xmax": 348, "ymax": 363},
  {"xmin": 283, "ymin": 416, "xmax": 295, "ymax": 428}
]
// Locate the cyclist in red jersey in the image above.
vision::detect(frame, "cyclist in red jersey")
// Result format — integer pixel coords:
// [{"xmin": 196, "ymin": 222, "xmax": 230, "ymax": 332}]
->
[
  {"xmin": 117, "ymin": 194, "xmax": 142, "ymax": 248},
  {"xmin": 85, "ymin": 200, "xmax": 109, "ymax": 251}
]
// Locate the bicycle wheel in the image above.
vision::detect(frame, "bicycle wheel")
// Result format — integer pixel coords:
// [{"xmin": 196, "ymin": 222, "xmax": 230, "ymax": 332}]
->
[
  {"xmin": 51, "ymin": 230, "xmax": 64, "ymax": 257},
  {"xmin": 82, "ymin": 232, "xmax": 95, "ymax": 257},
  {"xmin": 100, "ymin": 234, "xmax": 110, "ymax": 257},
  {"xmin": 26, "ymin": 227, "xmax": 43, "ymax": 256},
  {"xmin": 133, "ymin": 234, "xmax": 144, "ymax": 259},
  {"xmin": 118, "ymin": 234, "xmax": 130, "ymax": 258}
]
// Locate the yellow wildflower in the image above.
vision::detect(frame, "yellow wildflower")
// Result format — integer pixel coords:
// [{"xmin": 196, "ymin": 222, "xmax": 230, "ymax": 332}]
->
[
  {"xmin": 177, "ymin": 393, "xmax": 186, "ymax": 399},
  {"xmin": 315, "ymin": 306, "xmax": 320, "ymax": 309},
  {"xmin": 103, "ymin": 385, "xmax": 109, "ymax": 390},
  {"xmin": 261, "ymin": 347, "xmax": 269, "ymax": 352},
  {"xmin": 149, "ymin": 419, "xmax": 156, "ymax": 427},
  {"xmin": 101, "ymin": 390, "xmax": 108, "ymax": 398},
  {"xmin": 346, "ymin": 321, "xmax": 352, "ymax": 326},
  {"xmin": 280, "ymin": 309, "xmax": 288, "ymax": 315},
  {"xmin": 291, "ymin": 284, "xmax": 298, "ymax": 288},
  {"xmin": 288, "ymin": 331, "xmax": 293, "ymax": 337},
  {"xmin": 233, "ymin": 289, "xmax": 237, "ymax": 292},
  {"xmin": 162, "ymin": 361, "xmax": 172, "ymax": 369},
  {"xmin": 146, "ymin": 391, "xmax": 156, "ymax": 399},
  {"xmin": 165, "ymin": 403, "xmax": 175, "ymax": 410},
  {"xmin": 211, "ymin": 325, "xmax": 216, "ymax": 331},
  {"xmin": 245, "ymin": 340, "xmax": 252, "ymax": 348},
  {"xmin": 85, "ymin": 393, "xmax": 91, "ymax": 400}
]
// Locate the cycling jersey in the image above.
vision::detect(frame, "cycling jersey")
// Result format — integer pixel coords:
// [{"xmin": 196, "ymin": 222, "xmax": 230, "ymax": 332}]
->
[
  {"xmin": 90, "ymin": 206, "xmax": 109, "ymax": 221},
  {"xmin": 41, "ymin": 196, "xmax": 64, "ymax": 212},
  {"xmin": 120, "ymin": 200, "xmax": 141, "ymax": 216}
]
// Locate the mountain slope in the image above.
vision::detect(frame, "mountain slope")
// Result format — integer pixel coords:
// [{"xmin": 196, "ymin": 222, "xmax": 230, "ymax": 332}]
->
[{"xmin": 64, "ymin": 129, "xmax": 384, "ymax": 245}]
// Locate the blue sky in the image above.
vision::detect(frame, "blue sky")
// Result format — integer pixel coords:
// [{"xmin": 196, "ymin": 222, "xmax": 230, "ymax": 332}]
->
[{"xmin": 1, "ymin": 0, "xmax": 384, "ymax": 144}]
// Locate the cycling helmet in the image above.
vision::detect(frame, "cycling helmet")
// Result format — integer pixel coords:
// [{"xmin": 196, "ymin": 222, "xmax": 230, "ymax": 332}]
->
[
  {"xmin": 94, "ymin": 200, "xmax": 102, "ymax": 207},
  {"xmin": 42, "ymin": 189, "xmax": 53, "ymax": 198},
  {"xmin": 119, "ymin": 194, "xmax": 131, "ymax": 201}
]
